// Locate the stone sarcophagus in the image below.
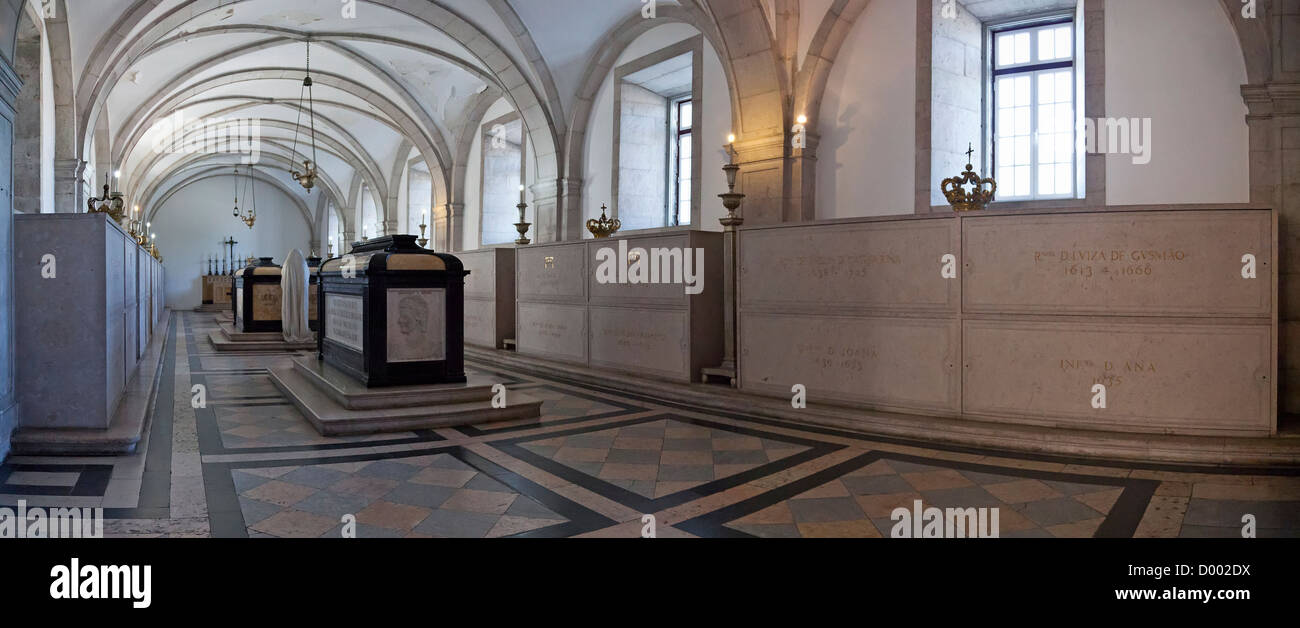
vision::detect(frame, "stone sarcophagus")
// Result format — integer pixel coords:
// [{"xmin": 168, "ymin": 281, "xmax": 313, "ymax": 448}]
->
[
  {"xmin": 318, "ymin": 235, "xmax": 468, "ymax": 387},
  {"xmin": 737, "ymin": 206, "xmax": 1277, "ymax": 437},
  {"xmin": 234, "ymin": 257, "xmax": 283, "ymax": 333}
]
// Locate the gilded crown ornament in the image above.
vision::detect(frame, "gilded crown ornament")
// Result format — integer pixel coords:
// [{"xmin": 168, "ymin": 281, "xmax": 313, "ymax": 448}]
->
[
  {"xmin": 586, "ymin": 203, "xmax": 621, "ymax": 238},
  {"xmin": 942, "ymin": 143, "xmax": 996, "ymax": 212}
]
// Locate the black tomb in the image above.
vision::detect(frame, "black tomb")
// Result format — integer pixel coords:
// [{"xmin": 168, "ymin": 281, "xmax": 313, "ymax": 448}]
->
[
  {"xmin": 233, "ymin": 257, "xmax": 283, "ymax": 333},
  {"xmin": 317, "ymin": 235, "xmax": 468, "ymax": 387}
]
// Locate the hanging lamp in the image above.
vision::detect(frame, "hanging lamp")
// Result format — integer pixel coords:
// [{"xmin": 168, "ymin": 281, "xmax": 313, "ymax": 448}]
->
[{"xmin": 290, "ymin": 38, "xmax": 319, "ymax": 192}]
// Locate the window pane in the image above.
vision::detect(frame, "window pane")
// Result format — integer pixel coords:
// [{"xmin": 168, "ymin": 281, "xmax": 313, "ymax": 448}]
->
[
  {"xmin": 1037, "ymin": 28, "xmax": 1055, "ymax": 61},
  {"xmin": 1015, "ymin": 75, "xmax": 1030, "ymax": 104},
  {"xmin": 1056, "ymin": 27, "xmax": 1072, "ymax": 59},
  {"xmin": 1055, "ymin": 72, "xmax": 1072, "ymax": 103},
  {"xmin": 1015, "ymin": 166, "xmax": 1030, "ymax": 197},
  {"xmin": 997, "ymin": 76, "xmax": 1016, "ymax": 107},
  {"xmin": 1038, "ymin": 72, "xmax": 1054, "ymax": 104},
  {"xmin": 1050, "ymin": 163, "xmax": 1071, "ymax": 195},
  {"xmin": 997, "ymin": 33, "xmax": 1015, "ymax": 66},
  {"xmin": 1054, "ymin": 103, "xmax": 1072, "ymax": 136},
  {"xmin": 1039, "ymin": 131, "xmax": 1055, "ymax": 163},
  {"xmin": 998, "ymin": 108, "xmax": 1015, "ymax": 137},
  {"xmin": 1014, "ymin": 136, "xmax": 1030, "ymax": 165},
  {"xmin": 1014, "ymin": 107, "xmax": 1030, "ymax": 137},
  {"xmin": 1038, "ymin": 164, "xmax": 1054, "ymax": 195},
  {"xmin": 1014, "ymin": 32, "xmax": 1030, "ymax": 64},
  {"xmin": 678, "ymin": 101, "xmax": 692, "ymax": 130},
  {"xmin": 1055, "ymin": 133, "xmax": 1073, "ymax": 162}
]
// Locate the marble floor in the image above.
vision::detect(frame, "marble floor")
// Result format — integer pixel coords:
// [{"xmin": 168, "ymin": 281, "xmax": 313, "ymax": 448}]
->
[{"xmin": 1, "ymin": 311, "xmax": 1298, "ymax": 538}]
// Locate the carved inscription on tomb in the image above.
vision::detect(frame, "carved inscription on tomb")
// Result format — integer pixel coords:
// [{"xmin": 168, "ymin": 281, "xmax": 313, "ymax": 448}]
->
[
  {"xmin": 962, "ymin": 320, "xmax": 1271, "ymax": 434},
  {"xmin": 517, "ymin": 303, "xmax": 586, "ymax": 362},
  {"xmin": 739, "ymin": 313, "xmax": 959, "ymax": 412},
  {"xmin": 740, "ymin": 221, "xmax": 956, "ymax": 312},
  {"xmin": 325, "ymin": 294, "xmax": 364, "ymax": 352},
  {"xmin": 963, "ymin": 211, "xmax": 1271, "ymax": 315},
  {"xmin": 252, "ymin": 285, "xmax": 282, "ymax": 321},
  {"xmin": 589, "ymin": 307, "xmax": 686, "ymax": 378}
]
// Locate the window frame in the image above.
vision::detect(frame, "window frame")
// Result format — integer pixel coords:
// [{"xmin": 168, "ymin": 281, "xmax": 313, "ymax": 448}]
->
[
  {"xmin": 670, "ymin": 95, "xmax": 693, "ymax": 226},
  {"xmin": 988, "ymin": 15, "xmax": 1078, "ymax": 202}
]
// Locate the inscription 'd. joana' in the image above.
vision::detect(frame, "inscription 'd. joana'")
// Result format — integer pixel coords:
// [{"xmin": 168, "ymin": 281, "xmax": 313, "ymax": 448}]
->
[{"xmin": 795, "ymin": 342, "xmax": 879, "ymax": 373}]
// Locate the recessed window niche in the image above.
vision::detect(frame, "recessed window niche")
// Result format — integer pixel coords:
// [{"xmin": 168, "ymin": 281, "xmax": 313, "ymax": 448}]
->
[{"xmin": 611, "ymin": 36, "xmax": 703, "ymax": 231}]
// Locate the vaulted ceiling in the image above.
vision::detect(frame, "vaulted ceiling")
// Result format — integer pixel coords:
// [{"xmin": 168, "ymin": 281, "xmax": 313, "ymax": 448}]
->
[{"xmin": 56, "ymin": 0, "xmax": 675, "ymax": 228}]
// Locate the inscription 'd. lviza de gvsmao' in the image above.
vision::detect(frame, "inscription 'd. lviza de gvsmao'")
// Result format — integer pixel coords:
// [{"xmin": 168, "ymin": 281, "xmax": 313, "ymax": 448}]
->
[{"xmin": 1035, "ymin": 248, "xmax": 1188, "ymax": 280}]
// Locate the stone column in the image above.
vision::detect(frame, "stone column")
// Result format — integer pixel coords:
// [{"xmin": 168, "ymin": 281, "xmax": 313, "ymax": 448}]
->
[
  {"xmin": 0, "ymin": 57, "xmax": 21, "ymax": 460},
  {"xmin": 442, "ymin": 202, "xmax": 462, "ymax": 251},
  {"xmin": 529, "ymin": 179, "xmax": 559, "ymax": 243},
  {"xmin": 54, "ymin": 158, "xmax": 84, "ymax": 213},
  {"xmin": 555, "ymin": 177, "xmax": 584, "ymax": 241},
  {"xmin": 730, "ymin": 133, "xmax": 804, "ymax": 226},
  {"xmin": 1244, "ymin": 83, "xmax": 1300, "ymax": 415}
]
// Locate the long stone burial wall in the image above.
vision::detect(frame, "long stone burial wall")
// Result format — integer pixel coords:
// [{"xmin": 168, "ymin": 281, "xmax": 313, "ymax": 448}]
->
[
  {"xmin": 515, "ymin": 228, "xmax": 723, "ymax": 382},
  {"xmin": 737, "ymin": 206, "xmax": 1276, "ymax": 437},
  {"xmin": 13, "ymin": 213, "xmax": 166, "ymax": 430}
]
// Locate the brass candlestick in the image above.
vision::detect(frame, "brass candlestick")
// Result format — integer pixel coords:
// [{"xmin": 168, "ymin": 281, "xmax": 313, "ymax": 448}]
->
[
  {"xmin": 514, "ymin": 200, "xmax": 531, "ymax": 245},
  {"xmin": 418, "ymin": 221, "xmax": 429, "ymax": 248},
  {"xmin": 703, "ymin": 156, "xmax": 746, "ymax": 387}
]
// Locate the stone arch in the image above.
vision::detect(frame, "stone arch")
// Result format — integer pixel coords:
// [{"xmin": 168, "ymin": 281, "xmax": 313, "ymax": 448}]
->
[
  {"xmin": 562, "ymin": 3, "xmax": 744, "ymax": 239},
  {"xmin": 385, "ymin": 138, "xmax": 412, "ymax": 235},
  {"xmin": 1217, "ymin": 0, "xmax": 1272, "ymax": 85},
  {"xmin": 793, "ymin": 0, "xmax": 871, "ymax": 128},
  {"xmin": 142, "ymin": 150, "xmax": 345, "ymax": 227},
  {"xmin": 125, "ymin": 112, "xmax": 388, "ymax": 213}
]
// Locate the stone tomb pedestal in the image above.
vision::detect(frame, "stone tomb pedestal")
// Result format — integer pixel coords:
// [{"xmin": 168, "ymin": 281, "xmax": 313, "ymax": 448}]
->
[{"xmin": 269, "ymin": 235, "xmax": 540, "ymax": 434}]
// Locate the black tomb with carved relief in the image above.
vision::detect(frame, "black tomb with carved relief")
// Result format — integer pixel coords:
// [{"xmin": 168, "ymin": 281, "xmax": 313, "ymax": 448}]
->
[
  {"xmin": 317, "ymin": 235, "xmax": 468, "ymax": 387},
  {"xmin": 233, "ymin": 257, "xmax": 283, "ymax": 333}
]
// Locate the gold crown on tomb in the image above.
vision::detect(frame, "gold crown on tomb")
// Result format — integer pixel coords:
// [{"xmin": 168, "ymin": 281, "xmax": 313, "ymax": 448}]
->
[
  {"xmin": 942, "ymin": 144, "xmax": 996, "ymax": 212},
  {"xmin": 586, "ymin": 203, "xmax": 621, "ymax": 238}
]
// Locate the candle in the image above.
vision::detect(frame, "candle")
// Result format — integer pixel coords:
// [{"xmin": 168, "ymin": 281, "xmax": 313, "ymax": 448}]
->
[{"xmin": 519, "ymin": 184, "xmax": 525, "ymax": 204}]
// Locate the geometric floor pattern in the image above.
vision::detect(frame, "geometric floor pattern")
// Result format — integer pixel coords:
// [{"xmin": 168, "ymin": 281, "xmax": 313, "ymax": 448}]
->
[
  {"xmin": 1, "ymin": 311, "xmax": 1297, "ymax": 538},
  {"xmin": 517, "ymin": 416, "xmax": 811, "ymax": 500},
  {"xmin": 720, "ymin": 457, "xmax": 1127, "ymax": 538},
  {"xmin": 234, "ymin": 452, "xmax": 568, "ymax": 538}
]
